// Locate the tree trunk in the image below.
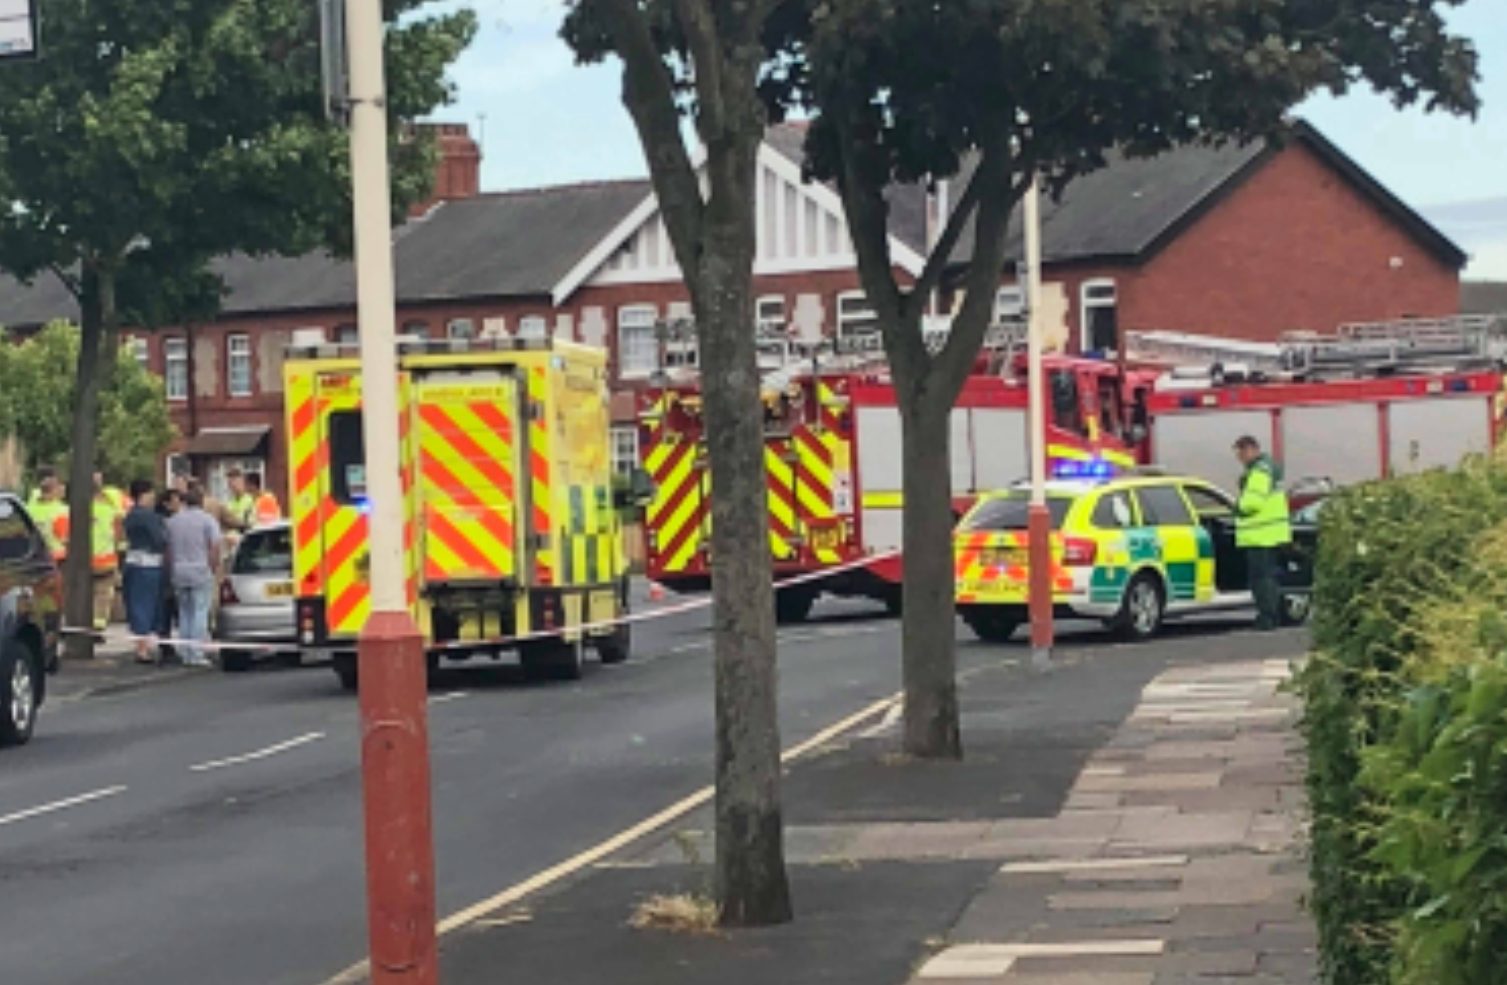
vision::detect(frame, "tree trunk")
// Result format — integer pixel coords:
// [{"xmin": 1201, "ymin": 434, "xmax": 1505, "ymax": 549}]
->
[
  {"xmin": 698, "ymin": 198, "xmax": 794, "ymax": 928},
  {"xmin": 62, "ymin": 266, "xmax": 115, "ymax": 661},
  {"xmin": 899, "ymin": 390, "xmax": 963, "ymax": 760}
]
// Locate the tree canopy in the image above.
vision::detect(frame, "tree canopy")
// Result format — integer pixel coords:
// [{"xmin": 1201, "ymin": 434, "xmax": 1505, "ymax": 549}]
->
[{"xmin": 0, "ymin": 322, "xmax": 175, "ymax": 485}]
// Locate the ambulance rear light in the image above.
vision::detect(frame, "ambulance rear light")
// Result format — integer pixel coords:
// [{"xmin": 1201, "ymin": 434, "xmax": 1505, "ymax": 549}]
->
[{"xmin": 1061, "ymin": 537, "xmax": 1098, "ymax": 567}]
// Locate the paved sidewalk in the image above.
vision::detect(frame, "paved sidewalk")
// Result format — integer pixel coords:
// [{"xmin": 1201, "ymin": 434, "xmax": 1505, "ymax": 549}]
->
[{"xmin": 908, "ymin": 657, "xmax": 1314, "ymax": 984}]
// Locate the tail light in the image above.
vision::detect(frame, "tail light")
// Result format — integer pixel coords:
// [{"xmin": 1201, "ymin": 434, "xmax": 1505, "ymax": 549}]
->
[
  {"xmin": 1061, "ymin": 537, "xmax": 1098, "ymax": 567},
  {"xmin": 220, "ymin": 579, "xmax": 240, "ymax": 606}
]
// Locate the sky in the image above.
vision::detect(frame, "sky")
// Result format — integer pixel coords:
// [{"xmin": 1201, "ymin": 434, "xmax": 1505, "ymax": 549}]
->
[{"xmin": 432, "ymin": 0, "xmax": 1507, "ymax": 280}]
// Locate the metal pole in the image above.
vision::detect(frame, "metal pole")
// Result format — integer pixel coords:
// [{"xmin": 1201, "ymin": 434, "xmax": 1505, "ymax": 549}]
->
[
  {"xmin": 1024, "ymin": 176, "xmax": 1054, "ymax": 671},
  {"xmin": 345, "ymin": 0, "xmax": 437, "ymax": 981}
]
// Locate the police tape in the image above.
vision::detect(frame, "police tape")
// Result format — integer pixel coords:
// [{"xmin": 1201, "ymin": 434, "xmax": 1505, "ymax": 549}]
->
[{"xmin": 59, "ymin": 551, "xmax": 903, "ymax": 660}]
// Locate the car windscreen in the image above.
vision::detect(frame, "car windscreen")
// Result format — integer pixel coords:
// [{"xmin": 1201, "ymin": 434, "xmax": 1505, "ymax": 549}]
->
[
  {"xmin": 960, "ymin": 494, "xmax": 1074, "ymax": 532},
  {"xmin": 234, "ymin": 528, "xmax": 292, "ymax": 575}
]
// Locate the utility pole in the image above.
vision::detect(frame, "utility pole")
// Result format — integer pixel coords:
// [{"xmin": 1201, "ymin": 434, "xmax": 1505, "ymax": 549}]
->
[
  {"xmin": 344, "ymin": 0, "xmax": 438, "ymax": 981},
  {"xmin": 1024, "ymin": 176, "xmax": 1054, "ymax": 672}
]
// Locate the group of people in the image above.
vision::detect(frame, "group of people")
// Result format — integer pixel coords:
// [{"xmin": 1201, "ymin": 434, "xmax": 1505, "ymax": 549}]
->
[{"xmin": 28, "ymin": 467, "xmax": 281, "ymax": 666}]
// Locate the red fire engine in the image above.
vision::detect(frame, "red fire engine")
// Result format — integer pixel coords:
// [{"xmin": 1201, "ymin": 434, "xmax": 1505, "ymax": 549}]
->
[{"xmin": 637, "ymin": 315, "xmax": 1505, "ymax": 620}]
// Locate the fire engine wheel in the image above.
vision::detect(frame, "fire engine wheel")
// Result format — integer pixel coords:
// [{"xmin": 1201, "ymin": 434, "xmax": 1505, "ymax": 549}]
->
[
  {"xmin": 521, "ymin": 638, "xmax": 584, "ymax": 682},
  {"xmin": 963, "ymin": 608, "xmax": 1019, "ymax": 644},
  {"xmin": 775, "ymin": 587, "xmax": 817, "ymax": 625},
  {"xmin": 1114, "ymin": 573, "xmax": 1165, "ymax": 642}
]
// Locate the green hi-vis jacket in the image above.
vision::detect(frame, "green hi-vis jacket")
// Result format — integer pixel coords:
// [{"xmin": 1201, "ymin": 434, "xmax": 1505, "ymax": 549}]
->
[{"xmin": 1236, "ymin": 454, "xmax": 1292, "ymax": 548}]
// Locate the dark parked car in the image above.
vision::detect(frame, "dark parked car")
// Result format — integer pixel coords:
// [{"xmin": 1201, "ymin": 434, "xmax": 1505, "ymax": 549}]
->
[{"xmin": 0, "ymin": 494, "xmax": 62, "ymax": 746}]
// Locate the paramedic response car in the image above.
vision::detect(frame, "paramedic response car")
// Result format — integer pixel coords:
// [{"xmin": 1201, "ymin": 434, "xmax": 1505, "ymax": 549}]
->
[{"xmin": 953, "ymin": 471, "xmax": 1317, "ymax": 642}]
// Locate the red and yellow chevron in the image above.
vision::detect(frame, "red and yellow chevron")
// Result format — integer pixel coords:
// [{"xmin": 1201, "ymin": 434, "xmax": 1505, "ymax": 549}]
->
[
  {"xmin": 954, "ymin": 530, "xmax": 1074, "ymax": 605},
  {"xmin": 644, "ymin": 433, "xmax": 706, "ymax": 574},
  {"xmin": 417, "ymin": 390, "xmax": 519, "ymax": 583},
  {"xmin": 528, "ymin": 366, "xmax": 554, "ymax": 585}
]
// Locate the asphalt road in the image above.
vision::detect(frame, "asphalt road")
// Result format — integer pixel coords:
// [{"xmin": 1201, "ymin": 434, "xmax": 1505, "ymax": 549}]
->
[{"xmin": 0, "ymin": 598, "xmax": 1296, "ymax": 985}]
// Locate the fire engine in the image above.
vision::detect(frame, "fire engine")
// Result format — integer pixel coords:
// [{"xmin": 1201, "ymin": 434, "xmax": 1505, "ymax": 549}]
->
[
  {"xmin": 639, "ymin": 314, "xmax": 1504, "ymax": 620},
  {"xmin": 285, "ymin": 336, "xmax": 632, "ymax": 689},
  {"xmin": 638, "ymin": 321, "xmax": 1144, "ymax": 621}
]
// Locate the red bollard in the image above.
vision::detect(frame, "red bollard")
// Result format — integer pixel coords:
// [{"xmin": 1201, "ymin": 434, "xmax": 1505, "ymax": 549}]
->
[
  {"xmin": 1027, "ymin": 503, "xmax": 1055, "ymax": 668},
  {"xmin": 359, "ymin": 611, "xmax": 438, "ymax": 985}
]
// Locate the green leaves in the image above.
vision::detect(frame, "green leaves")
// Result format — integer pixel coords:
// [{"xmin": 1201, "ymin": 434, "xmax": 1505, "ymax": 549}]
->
[
  {"xmin": 1297, "ymin": 461, "xmax": 1507, "ymax": 985},
  {"xmin": 0, "ymin": 321, "xmax": 175, "ymax": 484}
]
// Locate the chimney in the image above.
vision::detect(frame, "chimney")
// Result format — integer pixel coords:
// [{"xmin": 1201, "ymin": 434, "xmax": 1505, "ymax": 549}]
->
[{"xmin": 409, "ymin": 122, "xmax": 481, "ymax": 216}]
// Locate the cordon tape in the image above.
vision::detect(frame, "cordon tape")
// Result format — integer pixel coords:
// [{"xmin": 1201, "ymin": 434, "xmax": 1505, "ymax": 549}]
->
[{"xmin": 60, "ymin": 551, "xmax": 902, "ymax": 659}]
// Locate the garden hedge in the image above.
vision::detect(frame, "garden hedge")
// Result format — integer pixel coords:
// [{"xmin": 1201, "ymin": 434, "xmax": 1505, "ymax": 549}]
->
[{"xmin": 1297, "ymin": 458, "xmax": 1507, "ymax": 985}]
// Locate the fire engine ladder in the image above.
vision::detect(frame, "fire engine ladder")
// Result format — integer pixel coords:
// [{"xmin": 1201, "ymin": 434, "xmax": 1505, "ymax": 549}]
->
[{"xmin": 1130, "ymin": 316, "xmax": 1501, "ymax": 383}]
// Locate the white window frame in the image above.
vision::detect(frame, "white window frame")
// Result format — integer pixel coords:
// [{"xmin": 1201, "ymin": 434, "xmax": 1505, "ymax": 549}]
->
[
  {"xmin": 447, "ymin": 318, "xmax": 476, "ymax": 341},
  {"xmin": 755, "ymin": 295, "xmax": 787, "ymax": 335},
  {"xmin": 401, "ymin": 320, "xmax": 431, "ymax": 341},
  {"xmin": 1080, "ymin": 278, "xmax": 1118, "ymax": 352},
  {"xmin": 517, "ymin": 315, "xmax": 548, "ymax": 340},
  {"xmin": 610, "ymin": 425, "xmax": 640, "ymax": 477},
  {"xmin": 617, "ymin": 304, "xmax": 659, "ymax": 379},
  {"xmin": 334, "ymin": 323, "xmax": 359, "ymax": 345},
  {"xmin": 227, "ymin": 334, "xmax": 253, "ymax": 397},
  {"xmin": 164, "ymin": 337, "xmax": 188, "ymax": 402},
  {"xmin": 836, "ymin": 290, "xmax": 877, "ymax": 341},
  {"xmin": 127, "ymin": 337, "xmax": 150, "ymax": 367}
]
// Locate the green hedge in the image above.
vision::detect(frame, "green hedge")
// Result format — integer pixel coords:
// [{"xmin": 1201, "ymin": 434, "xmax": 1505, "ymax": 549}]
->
[{"xmin": 1297, "ymin": 458, "xmax": 1507, "ymax": 985}]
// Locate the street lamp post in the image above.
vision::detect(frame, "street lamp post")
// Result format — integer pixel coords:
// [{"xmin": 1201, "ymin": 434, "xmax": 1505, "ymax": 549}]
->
[
  {"xmin": 1024, "ymin": 176, "xmax": 1054, "ymax": 671},
  {"xmin": 344, "ymin": 0, "xmax": 438, "ymax": 982}
]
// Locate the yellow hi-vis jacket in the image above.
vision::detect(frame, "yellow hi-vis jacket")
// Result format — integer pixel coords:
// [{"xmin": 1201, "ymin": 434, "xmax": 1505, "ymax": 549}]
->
[
  {"xmin": 91, "ymin": 495, "xmax": 121, "ymax": 571},
  {"xmin": 1236, "ymin": 455, "xmax": 1292, "ymax": 548}
]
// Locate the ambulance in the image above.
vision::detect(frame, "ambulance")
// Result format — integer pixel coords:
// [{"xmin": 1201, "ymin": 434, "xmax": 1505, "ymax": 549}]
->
[{"xmin": 284, "ymin": 337, "xmax": 633, "ymax": 689}]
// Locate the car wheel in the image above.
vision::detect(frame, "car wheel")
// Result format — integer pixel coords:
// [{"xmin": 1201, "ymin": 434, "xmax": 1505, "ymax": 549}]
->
[
  {"xmin": 333, "ymin": 652, "xmax": 359, "ymax": 692},
  {"xmin": 963, "ymin": 608, "xmax": 1020, "ymax": 644},
  {"xmin": 1116, "ymin": 573, "xmax": 1165, "ymax": 642},
  {"xmin": 221, "ymin": 649, "xmax": 254, "ymax": 673},
  {"xmin": 0, "ymin": 641, "xmax": 40, "ymax": 747},
  {"xmin": 1279, "ymin": 592, "xmax": 1312, "ymax": 627},
  {"xmin": 775, "ymin": 587, "xmax": 817, "ymax": 625}
]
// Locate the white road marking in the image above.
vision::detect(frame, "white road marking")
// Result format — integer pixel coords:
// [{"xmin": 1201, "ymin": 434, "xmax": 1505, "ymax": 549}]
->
[
  {"xmin": 428, "ymin": 692, "xmax": 469, "ymax": 706},
  {"xmin": 857, "ymin": 701, "xmax": 903, "ymax": 739},
  {"xmin": 0, "ymin": 785, "xmax": 128, "ymax": 827},
  {"xmin": 189, "ymin": 732, "xmax": 326, "ymax": 773},
  {"xmin": 316, "ymin": 693, "xmax": 902, "ymax": 985}
]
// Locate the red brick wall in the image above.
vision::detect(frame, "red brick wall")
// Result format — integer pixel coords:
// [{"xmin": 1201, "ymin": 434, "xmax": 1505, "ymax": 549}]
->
[{"xmin": 1119, "ymin": 143, "xmax": 1459, "ymax": 341}]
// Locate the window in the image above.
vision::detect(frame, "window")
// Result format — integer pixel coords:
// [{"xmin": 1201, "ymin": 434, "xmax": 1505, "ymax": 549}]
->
[
  {"xmin": 960, "ymin": 493, "xmax": 1074, "ymax": 531},
  {"xmin": 1081, "ymin": 279, "xmax": 1118, "ymax": 353},
  {"xmin": 1184, "ymin": 485, "xmax": 1234, "ymax": 519},
  {"xmin": 165, "ymin": 454, "xmax": 191, "ymax": 487},
  {"xmin": 756, "ymin": 296, "xmax": 786, "ymax": 335},
  {"xmin": 0, "ymin": 499, "xmax": 43, "ymax": 563},
  {"xmin": 611, "ymin": 425, "xmax": 640, "ymax": 477},
  {"xmin": 617, "ymin": 305, "xmax": 659, "ymax": 378},
  {"xmin": 1050, "ymin": 369, "xmax": 1085, "ymax": 436},
  {"xmin": 164, "ymin": 338, "xmax": 188, "ymax": 401},
  {"xmin": 227, "ymin": 334, "xmax": 252, "ymax": 397},
  {"xmin": 517, "ymin": 316, "xmax": 548, "ymax": 340},
  {"xmin": 328, "ymin": 411, "xmax": 367, "ymax": 504},
  {"xmin": 234, "ymin": 526, "xmax": 292, "ymax": 575},
  {"xmin": 996, "ymin": 286, "xmax": 1026, "ymax": 322},
  {"xmin": 836, "ymin": 292, "xmax": 877, "ymax": 340},
  {"xmin": 1091, "ymin": 491, "xmax": 1136, "ymax": 530},
  {"xmin": 127, "ymin": 337, "xmax": 150, "ymax": 368},
  {"xmin": 335, "ymin": 323, "xmax": 359, "ymax": 345},
  {"xmin": 447, "ymin": 318, "xmax": 476, "ymax": 341},
  {"xmin": 1135, "ymin": 485, "xmax": 1194, "ymax": 527},
  {"xmin": 401, "ymin": 320, "xmax": 431, "ymax": 341}
]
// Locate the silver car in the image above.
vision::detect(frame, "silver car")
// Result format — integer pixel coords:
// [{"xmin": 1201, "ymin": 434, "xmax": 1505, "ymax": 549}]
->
[{"xmin": 216, "ymin": 523, "xmax": 297, "ymax": 672}]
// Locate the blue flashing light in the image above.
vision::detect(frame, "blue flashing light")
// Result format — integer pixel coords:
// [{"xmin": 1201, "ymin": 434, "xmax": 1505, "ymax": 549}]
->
[
  {"xmin": 1450, "ymin": 378, "xmax": 1471, "ymax": 393},
  {"xmin": 1052, "ymin": 459, "xmax": 1115, "ymax": 481}
]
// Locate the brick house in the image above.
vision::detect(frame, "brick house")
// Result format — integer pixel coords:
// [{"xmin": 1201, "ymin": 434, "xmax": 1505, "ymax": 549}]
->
[{"xmin": 0, "ymin": 120, "xmax": 1465, "ymax": 502}]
